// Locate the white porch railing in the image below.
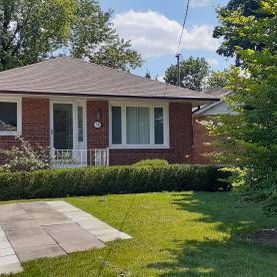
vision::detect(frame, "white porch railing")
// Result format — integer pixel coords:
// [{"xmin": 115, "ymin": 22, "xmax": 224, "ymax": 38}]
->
[{"xmin": 50, "ymin": 149, "xmax": 109, "ymax": 168}]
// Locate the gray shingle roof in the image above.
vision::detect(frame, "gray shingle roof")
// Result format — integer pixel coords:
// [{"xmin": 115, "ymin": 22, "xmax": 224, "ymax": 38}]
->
[
  {"xmin": 203, "ymin": 88, "xmax": 231, "ymax": 98},
  {"xmin": 0, "ymin": 57, "xmax": 219, "ymax": 103}
]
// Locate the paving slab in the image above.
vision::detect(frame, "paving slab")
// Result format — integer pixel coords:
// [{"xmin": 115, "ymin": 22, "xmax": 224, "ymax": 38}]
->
[
  {"xmin": 19, "ymin": 202, "xmax": 72, "ymax": 226},
  {"xmin": 0, "ymin": 262, "xmax": 23, "ymax": 275},
  {"xmin": 16, "ymin": 244, "xmax": 66, "ymax": 262},
  {"xmin": 0, "ymin": 204, "xmax": 26, "ymax": 222},
  {"xmin": 43, "ymin": 223, "xmax": 104, "ymax": 253},
  {"xmin": 0, "ymin": 225, "xmax": 23, "ymax": 275},
  {"xmin": 48, "ymin": 201, "xmax": 132, "ymax": 243},
  {"xmin": 0, "ymin": 247, "xmax": 15, "ymax": 258}
]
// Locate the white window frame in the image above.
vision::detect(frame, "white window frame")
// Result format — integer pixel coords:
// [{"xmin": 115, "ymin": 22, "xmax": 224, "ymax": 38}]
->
[
  {"xmin": 109, "ymin": 101, "xmax": 169, "ymax": 149},
  {"xmin": 0, "ymin": 96, "xmax": 22, "ymax": 136}
]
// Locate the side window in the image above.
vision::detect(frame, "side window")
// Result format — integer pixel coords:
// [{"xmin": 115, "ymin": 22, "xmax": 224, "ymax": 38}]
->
[{"xmin": 0, "ymin": 100, "xmax": 21, "ymax": 135}]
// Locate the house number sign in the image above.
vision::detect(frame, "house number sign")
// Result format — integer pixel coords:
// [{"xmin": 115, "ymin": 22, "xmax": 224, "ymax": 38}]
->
[{"xmin": 94, "ymin": 121, "xmax": 102, "ymax": 129}]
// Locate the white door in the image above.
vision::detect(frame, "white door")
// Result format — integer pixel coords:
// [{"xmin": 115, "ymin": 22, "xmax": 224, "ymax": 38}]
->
[{"xmin": 50, "ymin": 101, "xmax": 87, "ymax": 167}]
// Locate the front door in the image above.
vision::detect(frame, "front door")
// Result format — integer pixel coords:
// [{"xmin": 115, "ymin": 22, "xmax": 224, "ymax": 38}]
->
[
  {"xmin": 53, "ymin": 103, "xmax": 73, "ymax": 150},
  {"xmin": 51, "ymin": 101, "xmax": 87, "ymax": 166}
]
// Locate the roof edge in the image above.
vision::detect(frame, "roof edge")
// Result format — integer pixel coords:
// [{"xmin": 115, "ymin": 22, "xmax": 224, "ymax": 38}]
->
[{"xmin": 0, "ymin": 90, "xmax": 220, "ymax": 102}]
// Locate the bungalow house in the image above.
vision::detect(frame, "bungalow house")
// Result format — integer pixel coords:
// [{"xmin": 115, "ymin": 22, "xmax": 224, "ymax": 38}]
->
[{"xmin": 0, "ymin": 57, "xmax": 218, "ymax": 167}]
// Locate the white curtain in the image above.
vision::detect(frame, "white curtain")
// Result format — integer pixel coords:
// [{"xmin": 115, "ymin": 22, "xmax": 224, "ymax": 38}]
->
[{"xmin": 126, "ymin": 107, "xmax": 150, "ymax": 144}]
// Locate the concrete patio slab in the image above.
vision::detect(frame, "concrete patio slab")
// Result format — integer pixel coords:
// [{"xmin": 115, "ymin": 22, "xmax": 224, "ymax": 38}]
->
[
  {"xmin": 43, "ymin": 223, "xmax": 104, "ymax": 253},
  {"xmin": 48, "ymin": 201, "xmax": 132, "ymax": 243},
  {"xmin": 0, "ymin": 201, "xmax": 132, "ymax": 275},
  {"xmin": 16, "ymin": 244, "xmax": 66, "ymax": 262},
  {"xmin": 0, "ymin": 225, "xmax": 23, "ymax": 275}
]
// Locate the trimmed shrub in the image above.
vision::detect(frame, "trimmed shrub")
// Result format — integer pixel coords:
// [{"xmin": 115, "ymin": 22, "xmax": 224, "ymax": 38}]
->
[
  {"xmin": 0, "ymin": 165, "xmax": 232, "ymax": 201},
  {"xmin": 133, "ymin": 159, "xmax": 169, "ymax": 168}
]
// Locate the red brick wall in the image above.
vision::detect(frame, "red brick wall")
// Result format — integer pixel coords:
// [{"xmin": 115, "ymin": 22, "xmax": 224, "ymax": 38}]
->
[
  {"xmin": 192, "ymin": 115, "xmax": 215, "ymax": 164},
  {"xmin": 109, "ymin": 103, "xmax": 193, "ymax": 165},
  {"xmin": 0, "ymin": 98, "xmax": 49, "ymax": 163},
  {"xmin": 1, "ymin": 99, "xmax": 194, "ymax": 166},
  {"xmin": 87, "ymin": 100, "xmax": 109, "ymax": 149}
]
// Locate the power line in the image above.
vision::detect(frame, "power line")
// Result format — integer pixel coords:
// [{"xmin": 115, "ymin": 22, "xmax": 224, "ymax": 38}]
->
[
  {"xmin": 176, "ymin": 0, "xmax": 190, "ymax": 55},
  {"xmin": 164, "ymin": 0, "xmax": 190, "ymax": 94}
]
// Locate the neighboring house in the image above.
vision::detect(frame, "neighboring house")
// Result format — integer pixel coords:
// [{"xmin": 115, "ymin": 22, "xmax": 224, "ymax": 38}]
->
[
  {"xmin": 0, "ymin": 57, "xmax": 218, "ymax": 167},
  {"xmin": 192, "ymin": 88, "xmax": 232, "ymax": 164}
]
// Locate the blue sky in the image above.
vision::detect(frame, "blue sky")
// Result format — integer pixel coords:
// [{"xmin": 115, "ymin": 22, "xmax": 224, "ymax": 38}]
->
[{"xmin": 99, "ymin": 0, "xmax": 233, "ymax": 79}]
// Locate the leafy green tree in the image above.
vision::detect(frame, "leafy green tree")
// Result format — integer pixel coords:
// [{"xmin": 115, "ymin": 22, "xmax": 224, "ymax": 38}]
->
[
  {"xmin": 207, "ymin": 70, "xmax": 228, "ymax": 89},
  {"xmin": 0, "ymin": 0, "xmax": 76, "ymax": 71},
  {"xmin": 207, "ymin": 0, "xmax": 277, "ymax": 213},
  {"xmin": 213, "ymin": 0, "xmax": 270, "ymax": 65},
  {"xmin": 70, "ymin": 0, "xmax": 142, "ymax": 71},
  {"xmin": 0, "ymin": 0, "xmax": 142, "ymax": 71},
  {"xmin": 164, "ymin": 56, "xmax": 210, "ymax": 91}
]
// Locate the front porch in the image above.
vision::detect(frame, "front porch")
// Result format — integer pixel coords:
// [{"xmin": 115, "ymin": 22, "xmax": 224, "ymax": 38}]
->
[
  {"xmin": 50, "ymin": 148, "xmax": 109, "ymax": 168},
  {"xmin": 49, "ymin": 99, "xmax": 110, "ymax": 168}
]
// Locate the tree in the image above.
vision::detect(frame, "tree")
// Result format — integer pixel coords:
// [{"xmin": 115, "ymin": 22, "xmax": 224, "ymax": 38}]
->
[
  {"xmin": 69, "ymin": 0, "xmax": 142, "ymax": 71},
  {"xmin": 0, "ymin": 0, "xmax": 142, "ymax": 71},
  {"xmin": 164, "ymin": 56, "xmax": 210, "ymax": 91},
  {"xmin": 0, "ymin": 0, "xmax": 76, "ymax": 71},
  {"xmin": 206, "ymin": 70, "xmax": 228, "ymax": 89},
  {"xmin": 213, "ymin": 0, "xmax": 270, "ymax": 65},
  {"xmin": 207, "ymin": 0, "xmax": 277, "ymax": 213}
]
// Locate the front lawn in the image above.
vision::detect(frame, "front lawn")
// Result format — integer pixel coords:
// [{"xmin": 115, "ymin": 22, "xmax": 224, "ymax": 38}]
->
[{"xmin": 7, "ymin": 192, "xmax": 277, "ymax": 277}]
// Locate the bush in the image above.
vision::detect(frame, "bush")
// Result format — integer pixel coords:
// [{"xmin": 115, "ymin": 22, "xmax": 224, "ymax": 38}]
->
[
  {"xmin": 133, "ymin": 159, "xmax": 169, "ymax": 168},
  {"xmin": 0, "ymin": 164, "xmax": 232, "ymax": 201},
  {"xmin": 243, "ymin": 169, "xmax": 277, "ymax": 215},
  {"xmin": 0, "ymin": 137, "xmax": 50, "ymax": 172}
]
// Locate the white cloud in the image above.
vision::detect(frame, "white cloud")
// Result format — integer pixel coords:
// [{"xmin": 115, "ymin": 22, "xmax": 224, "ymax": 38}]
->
[
  {"xmin": 113, "ymin": 10, "xmax": 220, "ymax": 58},
  {"xmin": 207, "ymin": 58, "xmax": 219, "ymax": 66},
  {"xmin": 190, "ymin": 0, "xmax": 213, "ymax": 8}
]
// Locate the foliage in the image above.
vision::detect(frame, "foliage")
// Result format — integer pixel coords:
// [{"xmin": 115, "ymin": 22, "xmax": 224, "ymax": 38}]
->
[
  {"xmin": 0, "ymin": 0, "xmax": 142, "ymax": 71},
  {"xmin": 213, "ymin": 0, "xmax": 271, "ymax": 65},
  {"xmin": 243, "ymin": 169, "xmax": 277, "ymax": 214},
  {"xmin": 164, "ymin": 56, "xmax": 210, "ymax": 91},
  {"xmin": 0, "ymin": 137, "xmax": 50, "ymax": 172},
  {"xmin": 133, "ymin": 159, "xmax": 169, "ymax": 168},
  {"xmin": 0, "ymin": 165, "xmax": 231, "ymax": 200},
  {"xmin": 206, "ymin": 0, "xmax": 277, "ymax": 213},
  {"xmin": 0, "ymin": 0, "xmax": 76, "ymax": 71},
  {"xmin": 70, "ymin": 0, "xmax": 142, "ymax": 71},
  {"xmin": 206, "ymin": 70, "xmax": 228, "ymax": 89}
]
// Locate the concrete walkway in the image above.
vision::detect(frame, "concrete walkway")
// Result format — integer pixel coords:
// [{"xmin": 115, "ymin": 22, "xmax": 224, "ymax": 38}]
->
[{"xmin": 0, "ymin": 201, "xmax": 132, "ymax": 275}]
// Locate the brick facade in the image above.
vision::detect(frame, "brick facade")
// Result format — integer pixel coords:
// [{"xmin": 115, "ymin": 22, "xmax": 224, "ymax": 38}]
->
[
  {"xmin": 192, "ymin": 115, "xmax": 215, "ymax": 164},
  {"xmin": 85, "ymin": 100, "xmax": 191, "ymax": 164},
  {"xmin": 0, "ymin": 98, "xmax": 50, "ymax": 163},
  {"xmin": 87, "ymin": 100, "xmax": 109, "ymax": 149},
  {"xmin": 1, "ymin": 98, "xmax": 194, "ymax": 165}
]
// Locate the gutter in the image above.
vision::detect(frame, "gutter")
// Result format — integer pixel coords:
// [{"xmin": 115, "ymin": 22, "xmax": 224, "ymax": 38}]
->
[{"xmin": 0, "ymin": 90, "xmax": 220, "ymax": 102}]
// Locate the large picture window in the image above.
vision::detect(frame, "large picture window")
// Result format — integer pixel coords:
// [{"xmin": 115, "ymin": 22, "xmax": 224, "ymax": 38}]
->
[
  {"xmin": 0, "ymin": 99, "xmax": 21, "ymax": 135},
  {"xmin": 126, "ymin": 107, "xmax": 150, "ymax": 144},
  {"xmin": 110, "ymin": 103, "xmax": 169, "ymax": 148}
]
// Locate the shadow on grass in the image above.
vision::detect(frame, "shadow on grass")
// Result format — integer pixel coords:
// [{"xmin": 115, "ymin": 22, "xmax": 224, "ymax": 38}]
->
[{"xmin": 148, "ymin": 192, "xmax": 277, "ymax": 277}]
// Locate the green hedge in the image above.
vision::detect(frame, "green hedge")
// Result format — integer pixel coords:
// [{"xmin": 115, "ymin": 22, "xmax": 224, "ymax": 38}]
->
[
  {"xmin": 133, "ymin": 159, "xmax": 169, "ymax": 167},
  {"xmin": 0, "ymin": 165, "xmax": 231, "ymax": 201}
]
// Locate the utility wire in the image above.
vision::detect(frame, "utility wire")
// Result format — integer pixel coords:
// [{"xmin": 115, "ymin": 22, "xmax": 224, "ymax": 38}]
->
[
  {"xmin": 176, "ymin": 0, "xmax": 190, "ymax": 55},
  {"xmin": 164, "ymin": 0, "xmax": 190, "ymax": 95}
]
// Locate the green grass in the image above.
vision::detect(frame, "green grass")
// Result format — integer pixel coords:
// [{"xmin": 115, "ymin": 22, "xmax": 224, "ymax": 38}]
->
[{"xmin": 4, "ymin": 192, "xmax": 277, "ymax": 277}]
